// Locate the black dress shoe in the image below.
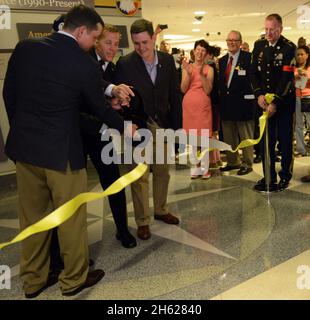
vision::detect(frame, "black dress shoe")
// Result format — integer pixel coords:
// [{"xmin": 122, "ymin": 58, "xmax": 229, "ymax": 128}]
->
[
  {"xmin": 25, "ymin": 272, "xmax": 59, "ymax": 299},
  {"xmin": 62, "ymin": 269, "xmax": 105, "ymax": 297},
  {"xmin": 220, "ymin": 165, "xmax": 241, "ymax": 172},
  {"xmin": 51, "ymin": 258, "xmax": 94, "ymax": 275},
  {"xmin": 278, "ymin": 178, "xmax": 290, "ymax": 191},
  {"xmin": 116, "ymin": 232, "xmax": 137, "ymax": 248},
  {"xmin": 237, "ymin": 167, "xmax": 253, "ymax": 175},
  {"xmin": 254, "ymin": 178, "xmax": 278, "ymax": 192}
]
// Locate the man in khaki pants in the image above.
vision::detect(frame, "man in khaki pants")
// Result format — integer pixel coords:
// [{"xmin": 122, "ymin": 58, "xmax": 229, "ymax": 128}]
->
[
  {"xmin": 3, "ymin": 5, "xmax": 133, "ymax": 298},
  {"xmin": 114, "ymin": 19, "xmax": 183, "ymax": 240}
]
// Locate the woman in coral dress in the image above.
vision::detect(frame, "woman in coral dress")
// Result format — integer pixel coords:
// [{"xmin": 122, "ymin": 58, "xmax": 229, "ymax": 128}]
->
[{"xmin": 181, "ymin": 39, "xmax": 214, "ymax": 179}]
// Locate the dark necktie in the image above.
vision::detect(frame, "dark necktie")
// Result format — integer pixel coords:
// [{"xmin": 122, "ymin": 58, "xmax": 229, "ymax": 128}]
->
[{"xmin": 225, "ymin": 56, "xmax": 233, "ymax": 85}]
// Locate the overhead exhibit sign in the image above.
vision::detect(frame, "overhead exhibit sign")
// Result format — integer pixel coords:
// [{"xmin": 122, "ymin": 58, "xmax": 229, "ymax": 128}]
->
[
  {"xmin": 16, "ymin": 23, "xmax": 52, "ymax": 40},
  {"xmin": 15, "ymin": 22, "xmax": 129, "ymax": 48},
  {"xmin": 0, "ymin": 0, "xmax": 94, "ymax": 12}
]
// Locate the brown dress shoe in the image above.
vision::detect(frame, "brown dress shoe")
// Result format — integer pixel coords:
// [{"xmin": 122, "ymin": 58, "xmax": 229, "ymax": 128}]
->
[
  {"xmin": 137, "ymin": 225, "xmax": 151, "ymax": 240},
  {"xmin": 301, "ymin": 175, "xmax": 310, "ymax": 183},
  {"xmin": 62, "ymin": 269, "xmax": 105, "ymax": 297},
  {"xmin": 154, "ymin": 213, "xmax": 180, "ymax": 225}
]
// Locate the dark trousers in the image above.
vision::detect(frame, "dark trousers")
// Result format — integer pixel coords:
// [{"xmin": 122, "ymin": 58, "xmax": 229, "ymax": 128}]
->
[
  {"xmin": 83, "ymin": 132, "xmax": 129, "ymax": 234},
  {"xmin": 260, "ymin": 109, "xmax": 294, "ymax": 182}
]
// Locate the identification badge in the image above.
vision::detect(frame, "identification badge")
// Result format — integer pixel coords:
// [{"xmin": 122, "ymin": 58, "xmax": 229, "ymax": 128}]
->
[
  {"xmin": 244, "ymin": 94, "xmax": 255, "ymax": 100},
  {"xmin": 238, "ymin": 70, "xmax": 246, "ymax": 76},
  {"xmin": 275, "ymin": 53, "xmax": 283, "ymax": 60}
]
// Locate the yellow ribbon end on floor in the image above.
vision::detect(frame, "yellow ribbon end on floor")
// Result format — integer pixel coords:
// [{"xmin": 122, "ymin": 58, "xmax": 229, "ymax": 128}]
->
[{"xmin": 0, "ymin": 163, "xmax": 148, "ymax": 251}]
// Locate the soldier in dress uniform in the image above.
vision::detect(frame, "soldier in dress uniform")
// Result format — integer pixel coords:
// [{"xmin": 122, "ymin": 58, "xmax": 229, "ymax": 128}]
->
[{"xmin": 251, "ymin": 13, "xmax": 296, "ymax": 192}]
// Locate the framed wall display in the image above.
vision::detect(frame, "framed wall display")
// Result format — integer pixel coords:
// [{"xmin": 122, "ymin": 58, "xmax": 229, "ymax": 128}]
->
[{"xmin": 116, "ymin": 25, "xmax": 129, "ymax": 48}]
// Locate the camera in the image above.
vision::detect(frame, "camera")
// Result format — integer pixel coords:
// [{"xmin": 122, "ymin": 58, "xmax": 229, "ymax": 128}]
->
[{"xmin": 158, "ymin": 24, "xmax": 168, "ymax": 30}]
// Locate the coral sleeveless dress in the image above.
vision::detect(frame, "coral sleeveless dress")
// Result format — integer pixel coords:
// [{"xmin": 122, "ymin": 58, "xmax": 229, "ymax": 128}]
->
[{"xmin": 182, "ymin": 64, "xmax": 213, "ymax": 137}]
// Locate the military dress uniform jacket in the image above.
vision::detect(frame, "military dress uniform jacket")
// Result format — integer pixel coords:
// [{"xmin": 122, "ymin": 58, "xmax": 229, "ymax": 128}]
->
[{"xmin": 251, "ymin": 35, "xmax": 296, "ymax": 111}]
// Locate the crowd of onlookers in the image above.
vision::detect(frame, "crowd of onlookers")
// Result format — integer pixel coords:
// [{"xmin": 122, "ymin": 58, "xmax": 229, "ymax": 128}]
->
[{"xmin": 158, "ymin": 32, "xmax": 310, "ymax": 184}]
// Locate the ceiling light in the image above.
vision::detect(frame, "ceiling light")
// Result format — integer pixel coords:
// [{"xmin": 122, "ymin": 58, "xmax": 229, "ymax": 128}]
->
[
  {"xmin": 220, "ymin": 12, "xmax": 266, "ymax": 18},
  {"xmin": 194, "ymin": 11, "xmax": 206, "ymax": 15},
  {"xmin": 192, "ymin": 29, "xmax": 201, "ymax": 32},
  {"xmin": 163, "ymin": 35, "xmax": 193, "ymax": 40},
  {"xmin": 193, "ymin": 21, "xmax": 202, "ymax": 25}
]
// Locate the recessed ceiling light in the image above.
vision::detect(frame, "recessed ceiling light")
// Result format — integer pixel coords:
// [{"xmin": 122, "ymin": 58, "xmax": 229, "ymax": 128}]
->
[
  {"xmin": 194, "ymin": 11, "xmax": 206, "ymax": 15},
  {"xmin": 163, "ymin": 35, "xmax": 193, "ymax": 40},
  {"xmin": 193, "ymin": 21, "xmax": 202, "ymax": 25},
  {"xmin": 220, "ymin": 12, "xmax": 265, "ymax": 18},
  {"xmin": 192, "ymin": 29, "xmax": 201, "ymax": 32}
]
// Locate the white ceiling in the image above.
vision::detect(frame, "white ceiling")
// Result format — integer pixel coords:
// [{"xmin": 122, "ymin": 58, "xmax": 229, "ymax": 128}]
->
[{"xmin": 142, "ymin": 0, "xmax": 310, "ymax": 50}]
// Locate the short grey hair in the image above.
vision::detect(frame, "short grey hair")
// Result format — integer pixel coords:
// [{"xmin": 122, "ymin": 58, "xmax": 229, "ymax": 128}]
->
[{"xmin": 228, "ymin": 30, "xmax": 242, "ymax": 42}]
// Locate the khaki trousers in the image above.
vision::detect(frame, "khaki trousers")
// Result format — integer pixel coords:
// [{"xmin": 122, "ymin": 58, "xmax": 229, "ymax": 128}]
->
[
  {"xmin": 126, "ymin": 120, "xmax": 170, "ymax": 226},
  {"xmin": 16, "ymin": 161, "xmax": 89, "ymax": 295},
  {"xmin": 221, "ymin": 120, "xmax": 255, "ymax": 168}
]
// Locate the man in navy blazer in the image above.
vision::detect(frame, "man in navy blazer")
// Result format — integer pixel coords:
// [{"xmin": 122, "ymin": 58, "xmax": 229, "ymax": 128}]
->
[
  {"xmin": 114, "ymin": 19, "xmax": 182, "ymax": 240},
  {"xmin": 3, "ymin": 5, "xmax": 134, "ymax": 298},
  {"xmin": 219, "ymin": 30, "xmax": 256, "ymax": 175}
]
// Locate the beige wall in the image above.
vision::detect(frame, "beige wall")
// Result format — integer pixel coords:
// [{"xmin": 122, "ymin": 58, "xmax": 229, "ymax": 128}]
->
[{"xmin": 0, "ymin": 9, "xmax": 138, "ymax": 175}]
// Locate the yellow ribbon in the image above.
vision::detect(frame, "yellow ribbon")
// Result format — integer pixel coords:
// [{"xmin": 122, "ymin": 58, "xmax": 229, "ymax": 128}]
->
[
  {"xmin": 230, "ymin": 111, "xmax": 267, "ymax": 153},
  {"xmin": 0, "ymin": 94, "xmax": 275, "ymax": 251},
  {"xmin": 193, "ymin": 111, "xmax": 268, "ymax": 161},
  {"xmin": 265, "ymin": 93, "xmax": 277, "ymax": 105},
  {"xmin": 0, "ymin": 163, "xmax": 147, "ymax": 250}
]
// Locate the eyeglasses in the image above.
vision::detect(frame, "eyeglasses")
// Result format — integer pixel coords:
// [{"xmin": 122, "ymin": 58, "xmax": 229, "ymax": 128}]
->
[{"xmin": 226, "ymin": 39, "xmax": 241, "ymax": 43}]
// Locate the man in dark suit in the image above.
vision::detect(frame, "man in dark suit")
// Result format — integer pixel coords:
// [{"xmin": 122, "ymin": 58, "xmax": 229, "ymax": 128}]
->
[
  {"xmin": 3, "ymin": 5, "xmax": 134, "ymax": 298},
  {"xmin": 114, "ymin": 19, "xmax": 182, "ymax": 240},
  {"xmin": 251, "ymin": 13, "xmax": 296, "ymax": 192},
  {"xmin": 81, "ymin": 24, "xmax": 136, "ymax": 248},
  {"xmin": 219, "ymin": 30, "xmax": 256, "ymax": 175}
]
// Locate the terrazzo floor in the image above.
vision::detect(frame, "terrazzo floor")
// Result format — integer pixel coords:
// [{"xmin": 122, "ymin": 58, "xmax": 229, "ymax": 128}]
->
[{"xmin": 0, "ymin": 154, "xmax": 309, "ymax": 300}]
